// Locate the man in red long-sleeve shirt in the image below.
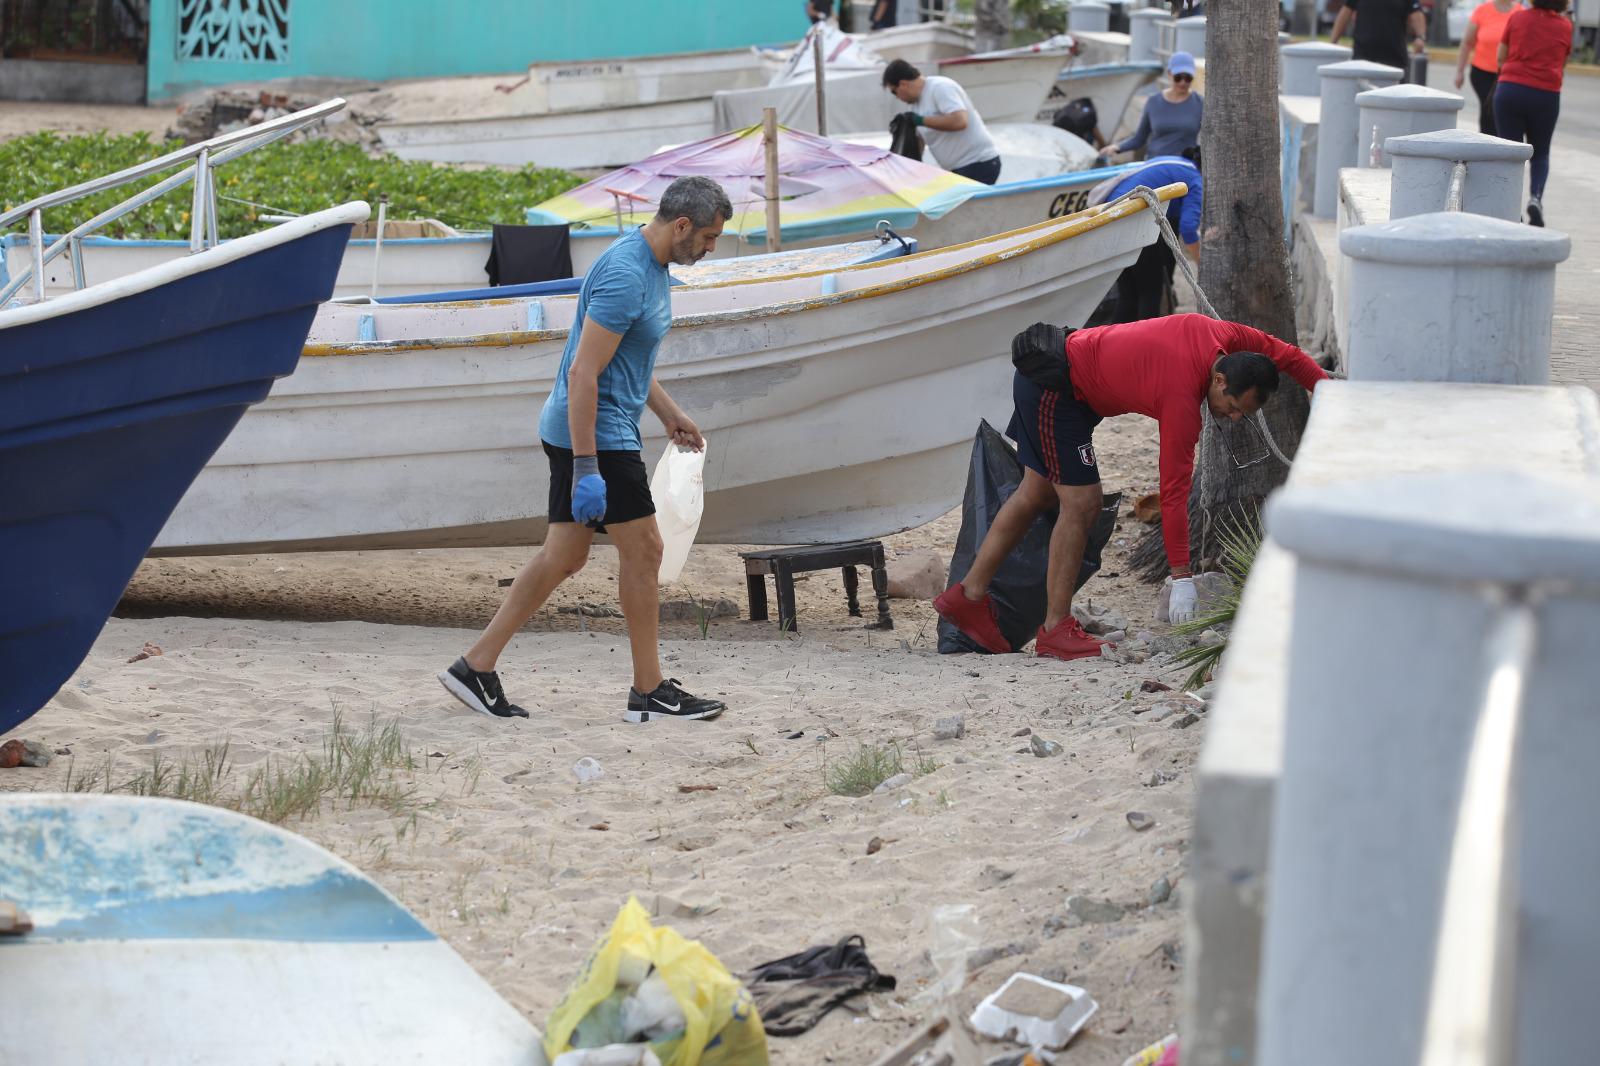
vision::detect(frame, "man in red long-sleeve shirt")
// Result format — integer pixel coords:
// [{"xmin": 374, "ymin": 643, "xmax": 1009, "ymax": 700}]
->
[{"xmin": 935, "ymin": 313, "xmax": 1329, "ymax": 661}]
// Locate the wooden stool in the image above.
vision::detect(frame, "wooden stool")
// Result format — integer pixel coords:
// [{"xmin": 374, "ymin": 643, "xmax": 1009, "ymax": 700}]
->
[{"xmin": 740, "ymin": 540, "xmax": 894, "ymax": 633}]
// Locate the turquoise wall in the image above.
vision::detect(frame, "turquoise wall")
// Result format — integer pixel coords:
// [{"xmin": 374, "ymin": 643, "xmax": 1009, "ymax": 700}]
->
[{"xmin": 148, "ymin": 1, "xmax": 804, "ymax": 102}]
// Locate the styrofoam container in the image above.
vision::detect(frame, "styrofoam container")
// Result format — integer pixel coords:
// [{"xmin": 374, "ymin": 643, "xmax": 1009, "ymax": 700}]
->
[{"xmin": 970, "ymin": 972, "xmax": 1099, "ymax": 1050}]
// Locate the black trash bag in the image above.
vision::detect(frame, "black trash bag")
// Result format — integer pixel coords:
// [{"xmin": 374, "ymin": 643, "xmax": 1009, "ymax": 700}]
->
[
  {"xmin": 889, "ymin": 111, "xmax": 923, "ymax": 161},
  {"xmin": 938, "ymin": 420, "xmax": 1121, "ymax": 654},
  {"xmin": 1051, "ymin": 97, "xmax": 1100, "ymax": 145}
]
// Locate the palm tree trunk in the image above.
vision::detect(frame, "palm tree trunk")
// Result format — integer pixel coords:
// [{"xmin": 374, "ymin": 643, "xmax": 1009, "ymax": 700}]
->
[{"xmin": 1132, "ymin": 0, "xmax": 1319, "ymax": 580}]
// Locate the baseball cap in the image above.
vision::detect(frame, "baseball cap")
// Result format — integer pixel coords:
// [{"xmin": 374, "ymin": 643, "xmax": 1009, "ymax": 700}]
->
[{"xmin": 1168, "ymin": 51, "xmax": 1197, "ymax": 77}]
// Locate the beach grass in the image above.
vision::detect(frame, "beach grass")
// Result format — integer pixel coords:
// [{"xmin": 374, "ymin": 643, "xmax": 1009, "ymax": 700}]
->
[{"xmin": 824, "ymin": 741, "xmax": 941, "ymax": 797}]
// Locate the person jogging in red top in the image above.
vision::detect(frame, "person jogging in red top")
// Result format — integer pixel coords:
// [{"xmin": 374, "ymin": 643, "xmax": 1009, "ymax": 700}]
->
[{"xmin": 935, "ymin": 313, "xmax": 1330, "ymax": 661}]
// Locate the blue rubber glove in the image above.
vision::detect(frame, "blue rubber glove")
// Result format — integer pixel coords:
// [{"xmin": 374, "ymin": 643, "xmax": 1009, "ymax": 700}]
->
[{"xmin": 571, "ymin": 455, "xmax": 607, "ymax": 525}]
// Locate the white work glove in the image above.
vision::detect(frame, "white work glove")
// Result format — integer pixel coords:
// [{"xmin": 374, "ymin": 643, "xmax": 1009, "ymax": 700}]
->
[{"xmin": 1167, "ymin": 576, "xmax": 1198, "ymax": 624}]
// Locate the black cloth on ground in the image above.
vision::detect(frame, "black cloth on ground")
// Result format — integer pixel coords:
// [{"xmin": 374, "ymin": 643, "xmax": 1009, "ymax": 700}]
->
[
  {"xmin": 484, "ymin": 224, "xmax": 573, "ymax": 286},
  {"xmin": 937, "ymin": 421, "xmax": 1121, "ymax": 654},
  {"xmin": 745, "ymin": 935, "xmax": 896, "ymax": 1037}
]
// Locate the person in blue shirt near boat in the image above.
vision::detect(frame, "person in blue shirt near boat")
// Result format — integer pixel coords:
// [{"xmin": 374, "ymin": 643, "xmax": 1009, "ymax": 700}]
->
[
  {"xmin": 440, "ymin": 176, "xmax": 734, "ymax": 726},
  {"xmin": 1098, "ymin": 52, "xmax": 1204, "ymax": 164},
  {"xmin": 1093, "ymin": 150, "xmax": 1203, "ymax": 322}
]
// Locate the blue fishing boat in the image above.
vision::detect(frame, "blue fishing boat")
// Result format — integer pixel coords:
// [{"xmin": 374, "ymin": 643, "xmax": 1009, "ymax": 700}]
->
[
  {"xmin": 0, "ymin": 101, "xmax": 365, "ymax": 734},
  {"xmin": 0, "ymin": 794, "xmax": 546, "ymax": 1064}
]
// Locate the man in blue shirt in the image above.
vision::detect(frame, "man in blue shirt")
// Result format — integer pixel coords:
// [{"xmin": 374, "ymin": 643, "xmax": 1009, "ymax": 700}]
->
[
  {"xmin": 1098, "ymin": 152, "xmax": 1202, "ymax": 321},
  {"xmin": 440, "ymin": 176, "xmax": 733, "ymax": 725}
]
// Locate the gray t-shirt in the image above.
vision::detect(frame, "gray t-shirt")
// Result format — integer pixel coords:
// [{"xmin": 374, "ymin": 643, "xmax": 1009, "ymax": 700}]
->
[
  {"xmin": 914, "ymin": 75, "xmax": 998, "ymax": 171},
  {"xmin": 1121, "ymin": 92, "xmax": 1204, "ymax": 160}
]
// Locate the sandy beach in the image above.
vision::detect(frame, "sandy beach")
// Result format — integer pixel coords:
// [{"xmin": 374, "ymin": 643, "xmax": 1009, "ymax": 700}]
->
[{"xmin": 3, "ymin": 411, "xmax": 1206, "ymax": 1063}]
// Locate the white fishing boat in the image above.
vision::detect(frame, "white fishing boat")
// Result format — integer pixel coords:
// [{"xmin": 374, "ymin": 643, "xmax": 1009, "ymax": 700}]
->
[
  {"xmin": 150, "ymin": 186, "xmax": 1181, "ymax": 555},
  {"xmin": 0, "ymin": 795, "xmax": 546, "ymax": 1066},
  {"xmin": 1034, "ymin": 60, "xmax": 1165, "ymax": 140}
]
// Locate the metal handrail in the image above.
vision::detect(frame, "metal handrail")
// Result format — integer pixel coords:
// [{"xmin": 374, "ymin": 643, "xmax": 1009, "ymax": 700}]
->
[
  {"xmin": 0, "ymin": 98, "xmax": 346, "ymax": 307},
  {"xmin": 1417, "ymin": 602, "xmax": 1534, "ymax": 1066}
]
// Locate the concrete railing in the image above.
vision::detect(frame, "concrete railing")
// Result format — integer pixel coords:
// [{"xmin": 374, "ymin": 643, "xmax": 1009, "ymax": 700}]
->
[
  {"xmin": 1128, "ymin": 8, "xmax": 1169, "ymax": 64},
  {"xmin": 1387, "ymin": 128, "xmax": 1532, "ymax": 220},
  {"xmin": 1356, "ymin": 83, "xmax": 1464, "ymax": 167},
  {"xmin": 1313, "ymin": 60, "xmax": 1404, "ymax": 217},
  {"xmin": 1068, "ymin": 1, "xmax": 1112, "ymax": 34},
  {"xmin": 1280, "ymin": 41, "xmax": 1349, "ymax": 96}
]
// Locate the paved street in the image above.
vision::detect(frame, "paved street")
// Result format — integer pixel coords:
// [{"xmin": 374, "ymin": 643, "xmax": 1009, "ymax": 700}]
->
[{"xmin": 1423, "ymin": 61, "xmax": 1600, "ymax": 394}]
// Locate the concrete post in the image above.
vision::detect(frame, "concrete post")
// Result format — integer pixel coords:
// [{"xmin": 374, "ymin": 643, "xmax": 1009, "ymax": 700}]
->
[
  {"xmin": 1280, "ymin": 41, "xmax": 1350, "ymax": 96},
  {"xmin": 1313, "ymin": 60, "xmax": 1403, "ymax": 217},
  {"xmin": 1174, "ymin": 15, "xmax": 1206, "ymax": 58},
  {"xmin": 1127, "ymin": 8, "xmax": 1168, "ymax": 63},
  {"xmin": 1386, "ymin": 128, "xmax": 1532, "ymax": 220},
  {"xmin": 1355, "ymin": 83, "xmax": 1465, "ymax": 167},
  {"xmin": 1340, "ymin": 211, "xmax": 1570, "ymax": 384},
  {"xmin": 1068, "ymin": 1, "xmax": 1112, "ymax": 33},
  {"xmin": 1256, "ymin": 468, "xmax": 1600, "ymax": 1066}
]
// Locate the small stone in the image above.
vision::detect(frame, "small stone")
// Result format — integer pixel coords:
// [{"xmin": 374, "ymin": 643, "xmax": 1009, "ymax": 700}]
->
[
  {"xmin": 968, "ymin": 939, "xmax": 1037, "ymax": 970},
  {"xmin": 1126, "ymin": 811, "xmax": 1155, "ymax": 832},
  {"xmin": 1143, "ymin": 771, "xmax": 1163, "ymax": 787},
  {"xmin": 1194, "ymin": 682, "xmax": 1217, "ymax": 700},
  {"xmin": 873, "ymin": 772, "xmax": 914, "ymax": 793},
  {"xmin": 502, "ymin": 768, "xmax": 533, "ymax": 784},
  {"xmin": 932, "ymin": 714, "xmax": 965, "ymax": 740},
  {"xmin": 1140, "ymin": 679, "xmax": 1173, "ymax": 693},
  {"xmin": 866, "ymin": 836, "xmax": 886, "ymax": 855},
  {"xmin": 883, "ymin": 551, "xmax": 946, "ymax": 600},
  {"xmin": 1072, "ymin": 601, "xmax": 1130, "ymax": 636},
  {"xmin": 978, "ymin": 864, "xmax": 1017, "ymax": 888},
  {"xmin": 1147, "ymin": 702, "xmax": 1179, "ymax": 723},
  {"xmin": 0, "ymin": 741, "xmax": 23, "ymax": 769},
  {"xmin": 1198, "ymin": 629, "xmax": 1226, "ymax": 647},
  {"xmin": 1102, "ymin": 629, "xmax": 1126, "ymax": 644},
  {"xmin": 658, "ymin": 598, "xmax": 737, "ymax": 622},
  {"xmin": 1012, "ymin": 726, "xmax": 1032, "ymax": 737},
  {"xmin": 1148, "ymin": 877, "xmax": 1172, "ymax": 906},
  {"xmin": 1171, "ymin": 712, "xmax": 1201, "ymax": 729},
  {"xmin": 1067, "ymin": 895, "xmax": 1126, "ymax": 924},
  {"xmin": 1029, "ymin": 734, "xmax": 1063, "ymax": 758},
  {"xmin": 53, "ymin": 745, "xmax": 72, "ymax": 756},
  {"xmin": 954, "ymin": 754, "xmax": 970, "ymax": 764}
]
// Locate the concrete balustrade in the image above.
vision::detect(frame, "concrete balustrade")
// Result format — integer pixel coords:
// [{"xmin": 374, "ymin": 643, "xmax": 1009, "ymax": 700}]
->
[
  {"xmin": 1341, "ymin": 211, "xmax": 1569, "ymax": 383},
  {"xmin": 1175, "ymin": 15, "xmax": 1206, "ymax": 58},
  {"xmin": 1127, "ymin": 8, "xmax": 1168, "ymax": 63},
  {"xmin": 1386, "ymin": 128, "xmax": 1532, "ymax": 220},
  {"xmin": 1068, "ymin": 1, "xmax": 1112, "ymax": 33},
  {"xmin": 1181, "ymin": 380, "xmax": 1600, "ymax": 1066},
  {"xmin": 1314, "ymin": 60, "xmax": 1403, "ymax": 217},
  {"xmin": 1256, "ymin": 463, "xmax": 1600, "ymax": 1066},
  {"xmin": 1280, "ymin": 41, "xmax": 1350, "ymax": 96},
  {"xmin": 1355, "ymin": 83, "xmax": 1465, "ymax": 167}
]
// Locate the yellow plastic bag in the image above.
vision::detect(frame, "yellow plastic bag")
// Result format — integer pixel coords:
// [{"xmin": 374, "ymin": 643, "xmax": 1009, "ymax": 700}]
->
[{"xmin": 544, "ymin": 897, "xmax": 769, "ymax": 1066}]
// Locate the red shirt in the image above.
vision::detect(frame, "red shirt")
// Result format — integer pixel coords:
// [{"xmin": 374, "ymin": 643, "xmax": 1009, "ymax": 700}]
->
[
  {"xmin": 1497, "ymin": 7, "xmax": 1572, "ymax": 92},
  {"xmin": 1065, "ymin": 314, "xmax": 1329, "ymax": 570}
]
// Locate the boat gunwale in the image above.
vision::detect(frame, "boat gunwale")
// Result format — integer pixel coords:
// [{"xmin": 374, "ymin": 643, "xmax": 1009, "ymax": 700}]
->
[{"xmin": 302, "ymin": 184, "xmax": 1182, "ymax": 358}]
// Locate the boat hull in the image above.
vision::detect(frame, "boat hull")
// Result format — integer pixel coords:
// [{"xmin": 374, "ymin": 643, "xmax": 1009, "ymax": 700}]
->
[
  {"xmin": 153, "ymin": 201, "xmax": 1164, "ymax": 555},
  {"xmin": 0, "ymin": 210, "xmax": 358, "ymax": 732},
  {"xmin": 0, "ymin": 795, "xmax": 543, "ymax": 1066},
  {"xmin": 1035, "ymin": 62, "xmax": 1164, "ymax": 143}
]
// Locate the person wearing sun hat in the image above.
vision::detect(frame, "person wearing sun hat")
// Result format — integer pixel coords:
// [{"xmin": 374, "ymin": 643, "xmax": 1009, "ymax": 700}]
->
[{"xmin": 1098, "ymin": 52, "xmax": 1203, "ymax": 164}]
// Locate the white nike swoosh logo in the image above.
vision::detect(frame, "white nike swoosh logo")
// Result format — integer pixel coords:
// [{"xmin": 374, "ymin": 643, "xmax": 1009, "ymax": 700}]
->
[
  {"xmin": 652, "ymin": 698, "xmax": 682, "ymax": 712},
  {"xmin": 477, "ymin": 680, "xmax": 498, "ymax": 706}
]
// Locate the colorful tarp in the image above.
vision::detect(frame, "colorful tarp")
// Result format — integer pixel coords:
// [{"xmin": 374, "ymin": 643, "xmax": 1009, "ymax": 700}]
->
[{"xmin": 529, "ymin": 124, "xmax": 982, "ymax": 244}]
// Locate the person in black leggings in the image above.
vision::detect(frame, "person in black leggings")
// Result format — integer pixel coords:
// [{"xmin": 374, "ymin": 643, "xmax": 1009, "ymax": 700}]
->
[
  {"xmin": 1492, "ymin": 0, "xmax": 1571, "ymax": 226},
  {"xmin": 1454, "ymin": 0, "xmax": 1524, "ymax": 138}
]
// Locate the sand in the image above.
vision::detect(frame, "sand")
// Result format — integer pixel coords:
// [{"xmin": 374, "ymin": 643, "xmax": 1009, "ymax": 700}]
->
[{"xmin": 4, "ymin": 414, "xmax": 1203, "ymax": 1064}]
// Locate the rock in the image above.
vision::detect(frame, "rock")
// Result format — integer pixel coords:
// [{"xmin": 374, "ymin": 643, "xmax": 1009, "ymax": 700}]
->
[
  {"xmin": 1147, "ymin": 702, "xmax": 1180, "ymax": 723},
  {"xmin": 502, "ymin": 768, "xmax": 533, "ymax": 784},
  {"xmin": 1067, "ymin": 895, "xmax": 1126, "ymax": 924},
  {"xmin": 884, "ymin": 551, "xmax": 946, "ymax": 600},
  {"xmin": 1194, "ymin": 681, "xmax": 1217, "ymax": 700},
  {"xmin": 969, "ymin": 939, "xmax": 1037, "ymax": 970},
  {"xmin": 1143, "ymin": 771, "xmax": 1163, "ymax": 787},
  {"xmin": 558, "ymin": 602, "xmax": 624, "ymax": 619},
  {"xmin": 15, "ymin": 742, "xmax": 50, "ymax": 768},
  {"xmin": 1194, "ymin": 571, "xmax": 1234, "ymax": 609},
  {"xmin": 1140, "ymin": 679, "xmax": 1173, "ymax": 693},
  {"xmin": 954, "ymin": 754, "xmax": 970, "ymax": 764},
  {"xmin": 1171, "ymin": 712, "xmax": 1201, "ymax": 729},
  {"xmin": 1133, "ymin": 491, "xmax": 1162, "ymax": 524},
  {"xmin": 0, "ymin": 741, "xmax": 23, "ymax": 769},
  {"xmin": 1126, "ymin": 811, "xmax": 1155, "ymax": 832},
  {"xmin": 1198, "ymin": 629, "xmax": 1226, "ymax": 647},
  {"xmin": 1148, "ymin": 877, "xmax": 1173, "ymax": 906},
  {"xmin": 1012, "ymin": 727, "xmax": 1032, "ymax": 737},
  {"xmin": 978, "ymin": 864, "xmax": 1017, "ymax": 888},
  {"xmin": 1029, "ymin": 735, "xmax": 1063, "ymax": 758},
  {"xmin": 658, "ymin": 598, "xmax": 737, "ymax": 622},
  {"xmin": 874, "ymin": 772, "xmax": 914, "ymax": 793},
  {"xmin": 866, "ymin": 836, "xmax": 888, "ymax": 855},
  {"xmin": 1072, "ymin": 601, "xmax": 1130, "ymax": 636},
  {"xmin": 53, "ymin": 746, "xmax": 72, "ymax": 756},
  {"xmin": 932, "ymin": 714, "xmax": 965, "ymax": 741},
  {"xmin": 1103, "ymin": 638, "xmax": 1150, "ymax": 665},
  {"xmin": 1101, "ymin": 629, "xmax": 1127, "ymax": 644}
]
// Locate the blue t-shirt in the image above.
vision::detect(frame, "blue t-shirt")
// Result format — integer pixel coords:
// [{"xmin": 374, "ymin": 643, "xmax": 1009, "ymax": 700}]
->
[
  {"xmin": 1109, "ymin": 157, "xmax": 1204, "ymax": 245},
  {"xmin": 538, "ymin": 227, "xmax": 671, "ymax": 452},
  {"xmin": 1121, "ymin": 92, "xmax": 1204, "ymax": 162}
]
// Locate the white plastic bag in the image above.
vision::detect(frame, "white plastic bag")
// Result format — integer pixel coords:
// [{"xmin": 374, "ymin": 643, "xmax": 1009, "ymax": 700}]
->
[{"xmin": 651, "ymin": 441, "xmax": 707, "ymax": 584}]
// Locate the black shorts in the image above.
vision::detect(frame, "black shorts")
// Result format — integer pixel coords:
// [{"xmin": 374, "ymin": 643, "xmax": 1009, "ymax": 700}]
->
[
  {"xmin": 1005, "ymin": 370, "xmax": 1102, "ymax": 486},
  {"xmin": 544, "ymin": 442, "xmax": 655, "ymax": 530}
]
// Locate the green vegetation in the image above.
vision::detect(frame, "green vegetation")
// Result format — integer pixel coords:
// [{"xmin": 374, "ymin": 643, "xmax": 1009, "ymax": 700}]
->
[
  {"xmin": 824, "ymin": 741, "xmax": 941, "ymax": 797},
  {"xmin": 1170, "ymin": 507, "xmax": 1264, "ymax": 692},
  {"xmin": 67, "ymin": 713, "xmax": 421, "ymax": 824},
  {"xmin": 0, "ymin": 132, "xmax": 582, "ymax": 239}
]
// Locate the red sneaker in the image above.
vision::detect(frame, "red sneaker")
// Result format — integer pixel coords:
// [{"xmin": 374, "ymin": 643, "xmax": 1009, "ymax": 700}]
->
[
  {"xmin": 933, "ymin": 584, "xmax": 1012, "ymax": 654},
  {"xmin": 1034, "ymin": 617, "xmax": 1106, "ymax": 662}
]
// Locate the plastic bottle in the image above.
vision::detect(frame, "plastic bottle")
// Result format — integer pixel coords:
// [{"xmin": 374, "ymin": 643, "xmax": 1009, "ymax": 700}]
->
[{"xmin": 1368, "ymin": 127, "xmax": 1383, "ymax": 167}]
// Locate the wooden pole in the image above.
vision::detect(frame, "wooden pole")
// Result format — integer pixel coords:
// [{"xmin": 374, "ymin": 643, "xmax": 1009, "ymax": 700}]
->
[
  {"xmin": 763, "ymin": 107, "xmax": 782, "ymax": 253},
  {"xmin": 812, "ymin": 30, "xmax": 828, "ymax": 136}
]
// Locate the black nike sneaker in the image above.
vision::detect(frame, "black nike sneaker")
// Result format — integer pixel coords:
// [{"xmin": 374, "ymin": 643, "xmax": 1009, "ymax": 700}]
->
[
  {"xmin": 438, "ymin": 657, "xmax": 529, "ymax": 719},
  {"xmin": 625, "ymin": 678, "xmax": 726, "ymax": 723}
]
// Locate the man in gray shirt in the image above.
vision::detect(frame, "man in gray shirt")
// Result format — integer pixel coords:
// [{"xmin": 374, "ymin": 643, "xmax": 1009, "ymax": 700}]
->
[
  {"xmin": 1100, "ymin": 51, "xmax": 1203, "ymax": 162},
  {"xmin": 883, "ymin": 58, "xmax": 1003, "ymax": 184}
]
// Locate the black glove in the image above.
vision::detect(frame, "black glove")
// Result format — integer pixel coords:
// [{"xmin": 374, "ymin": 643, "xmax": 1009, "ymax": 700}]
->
[{"xmin": 1010, "ymin": 321, "xmax": 1069, "ymax": 392}]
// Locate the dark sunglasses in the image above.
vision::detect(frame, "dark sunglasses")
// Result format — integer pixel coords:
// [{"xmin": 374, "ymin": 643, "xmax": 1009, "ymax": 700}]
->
[{"xmin": 1172, "ymin": 73, "xmax": 1194, "ymax": 83}]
